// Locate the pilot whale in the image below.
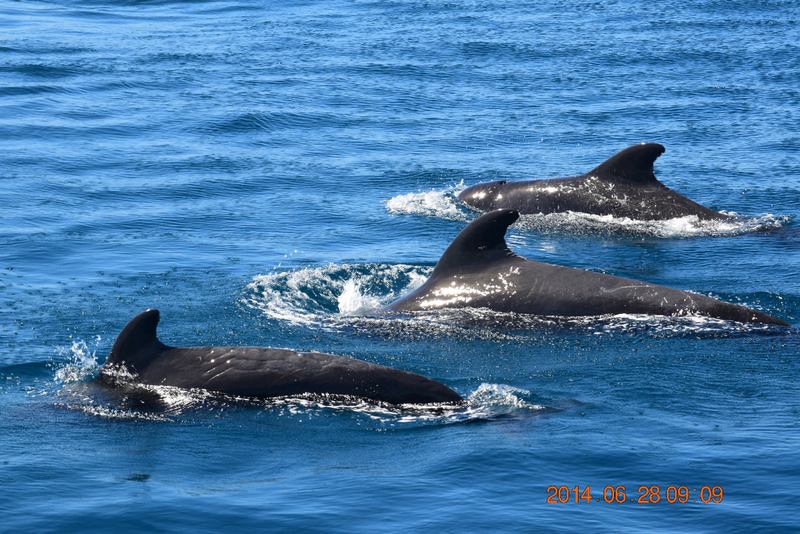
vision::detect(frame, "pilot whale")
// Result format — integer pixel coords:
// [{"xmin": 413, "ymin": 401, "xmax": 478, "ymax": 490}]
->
[
  {"xmin": 458, "ymin": 143, "xmax": 731, "ymax": 221},
  {"xmin": 383, "ymin": 210, "xmax": 788, "ymax": 325},
  {"xmin": 99, "ymin": 309, "xmax": 463, "ymax": 405}
]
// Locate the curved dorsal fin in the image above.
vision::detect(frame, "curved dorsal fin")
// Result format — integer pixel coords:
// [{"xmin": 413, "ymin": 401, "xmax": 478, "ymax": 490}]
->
[
  {"xmin": 431, "ymin": 210, "xmax": 519, "ymax": 277},
  {"xmin": 588, "ymin": 143, "xmax": 665, "ymax": 185},
  {"xmin": 106, "ymin": 309, "xmax": 169, "ymax": 372}
]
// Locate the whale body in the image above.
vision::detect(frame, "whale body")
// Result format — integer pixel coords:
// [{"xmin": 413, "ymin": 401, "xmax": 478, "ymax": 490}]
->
[
  {"xmin": 99, "ymin": 309, "xmax": 463, "ymax": 405},
  {"xmin": 383, "ymin": 210, "xmax": 788, "ymax": 326},
  {"xmin": 458, "ymin": 144, "xmax": 731, "ymax": 221}
]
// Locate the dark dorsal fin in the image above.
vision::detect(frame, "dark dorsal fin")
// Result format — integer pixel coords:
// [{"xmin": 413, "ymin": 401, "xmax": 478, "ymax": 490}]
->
[
  {"xmin": 587, "ymin": 143, "xmax": 666, "ymax": 185},
  {"xmin": 431, "ymin": 210, "xmax": 519, "ymax": 278},
  {"xmin": 106, "ymin": 309, "xmax": 170, "ymax": 373}
]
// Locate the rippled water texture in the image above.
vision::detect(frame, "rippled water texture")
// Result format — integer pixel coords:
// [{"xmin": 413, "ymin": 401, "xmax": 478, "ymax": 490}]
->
[{"xmin": 1, "ymin": 0, "xmax": 799, "ymax": 532}]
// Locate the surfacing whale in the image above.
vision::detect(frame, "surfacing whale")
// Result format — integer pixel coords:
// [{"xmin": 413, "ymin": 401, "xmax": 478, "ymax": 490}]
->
[
  {"xmin": 382, "ymin": 210, "xmax": 788, "ymax": 326},
  {"xmin": 458, "ymin": 143, "xmax": 731, "ymax": 221},
  {"xmin": 99, "ymin": 309, "xmax": 463, "ymax": 405}
]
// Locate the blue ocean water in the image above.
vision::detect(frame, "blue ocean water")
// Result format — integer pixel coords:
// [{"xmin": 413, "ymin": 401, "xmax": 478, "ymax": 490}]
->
[{"xmin": 1, "ymin": 0, "xmax": 799, "ymax": 531}]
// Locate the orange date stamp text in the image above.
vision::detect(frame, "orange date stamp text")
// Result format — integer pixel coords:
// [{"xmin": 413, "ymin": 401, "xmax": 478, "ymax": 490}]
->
[{"xmin": 546, "ymin": 485, "xmax": 723, "ymax": 504}]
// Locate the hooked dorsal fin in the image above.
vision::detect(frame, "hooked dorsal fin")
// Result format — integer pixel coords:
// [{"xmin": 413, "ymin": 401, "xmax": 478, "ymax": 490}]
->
[
  {"xmin": 431, "ymin": 209, "xmax": 519, "ymax": 277},
  {"xmin": 106, "ymin": 309, "xmax": 169, "ymax": 373},
  {"xmin": 588, "ymin": 143, "xmax": 665, "ymax": 185}
]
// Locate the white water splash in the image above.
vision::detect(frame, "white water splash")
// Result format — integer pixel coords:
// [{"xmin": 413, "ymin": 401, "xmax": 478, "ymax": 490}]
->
[
  {"xmin": 54, "ymin": 337, "xmax": 102, "ymax": 383},
  {"xmin": 337, "ymin": 279, "xmax": 384, "ymax": 315},
  {"xmin": 395, "ymin": 383, "xmax": 545, "ymax": 424},
  {"xmin": 265, "ymin": 383, "xmax": 546, "ymax": 425},
  {"xmin": 514, "ymin": 210, "xmax": 787, "ymax": 238},
  {"xmin": 243, "ymin": 263, "xmax": 431, "ymax": 326},
  {"xmin": 581, "ymin": 312, "xmax": 780, "ymax": 335},
  {"xmin": 62, "ymin": 403, "xmax": 173, "ymax": 422},
  {"xmin": 466, "ymin": 383, "xmax": 540, "ymax": 409},
  {"xmin": 384, "ymin": 183, "xmax": 470, "ymax": 221}
]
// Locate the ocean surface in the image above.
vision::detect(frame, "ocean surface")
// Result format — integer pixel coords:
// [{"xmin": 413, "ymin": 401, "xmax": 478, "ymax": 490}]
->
[{"xmin": 2, "ymin": 0, "xmax": 799, "ymax": 532}]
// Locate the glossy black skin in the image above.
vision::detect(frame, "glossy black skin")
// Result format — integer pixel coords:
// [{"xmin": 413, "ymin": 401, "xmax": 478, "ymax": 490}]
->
[
  {"xmin": 99, "ymin": 309, "xmax": 463, "ymax": 405},
  {"xmin": 383, "ymin": 210, "xmax": 788, "ymax": 326},
  {"xmin": 458, "ymin": 144, "xmax": 731, "ymax": 221}
]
